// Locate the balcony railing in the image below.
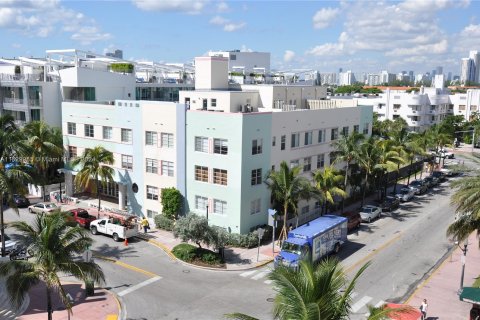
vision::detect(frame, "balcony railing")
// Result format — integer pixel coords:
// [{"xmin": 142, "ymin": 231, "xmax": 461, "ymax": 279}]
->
[
  {"xmin": 28, "ymin": 99, "xmax": 41, "ymax": 107},
  {"xmin": 3, "ymin": 97, "xmax": 24, "ymax": 104}
]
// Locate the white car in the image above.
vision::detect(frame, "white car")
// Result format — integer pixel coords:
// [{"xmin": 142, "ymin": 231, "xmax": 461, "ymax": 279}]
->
[
  {"xmin": 395, "ymin": 187, "xmax": 415, "ymax": 202},
  {"xmin": 359, "ymin": 205, "xmax": 382, "ymax": 223},
  {"xmin": 28, "ymin": 202, "xmax": 59, "ymax": 214},
  {"xmin": 438, "ymin": 149, "xmax": 454, "ymax": 159}
]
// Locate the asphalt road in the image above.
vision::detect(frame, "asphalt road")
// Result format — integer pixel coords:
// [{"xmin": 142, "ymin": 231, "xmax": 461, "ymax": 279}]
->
[{"xmin": 2, "ymin": 154, "xmax": 476, "ymax": 320}]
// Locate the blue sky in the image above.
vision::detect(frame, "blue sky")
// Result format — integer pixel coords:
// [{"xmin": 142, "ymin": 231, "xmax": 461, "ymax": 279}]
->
[{"xmin": 0, "ymin": 0, "xmax": 479, "ymax": 75}]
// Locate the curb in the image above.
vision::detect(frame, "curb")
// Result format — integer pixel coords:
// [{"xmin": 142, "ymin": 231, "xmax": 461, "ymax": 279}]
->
[
  {"xmin": 107, "ymin": 290, "xmax": 125, "ymax": 320},
  {"xmin": 140, "ymin": 237, "xmax": 176, "ymax": 260}
]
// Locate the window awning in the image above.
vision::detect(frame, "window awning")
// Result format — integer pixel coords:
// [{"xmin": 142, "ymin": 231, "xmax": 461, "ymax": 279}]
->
[{"xmin": 460, "ymin": 287, "xmax": 480, "ymax": 304}]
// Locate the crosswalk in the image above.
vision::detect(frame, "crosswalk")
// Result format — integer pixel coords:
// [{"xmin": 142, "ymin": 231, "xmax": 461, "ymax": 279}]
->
[{"xmin": 238, "ymin": 270, "xmax": 386, "ymax": 317}]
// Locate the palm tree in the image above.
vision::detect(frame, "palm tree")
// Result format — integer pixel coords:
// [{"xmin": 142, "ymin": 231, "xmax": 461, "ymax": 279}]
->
[
  {"xmin": 388, "ymin": 130, "xmax": 410, "ymax": 193},
  {"xmin": 71, "ymin": 146, "xmax": 114, "ymax": 217},
  {"xmin": 375, "ymin": 140, "xmax": 403, "ymax": 196},
  {"xmin": 22, "ymin": 121, "xmax": 63, "ymax": 201},
  {"xmin": 411, "ymin": 130, "xmax": 432, "ymax": 178},
  {"xmin": 366, "ymin": 303, "xmax": 415, "ymax": 320},
  {"xmin": 313, "ymin": 166, "xmax": 346, "ymax": 214},
  {"xmin": 427, "ymin": 125, "xmax": 452, "ymax": 169},
  {"xmin": 265, "ymin": 161, "xmax": 314, "ymax": 241},
  {"xmin": 0, "ymin": 212, "xmax": 105, "ymax": 320},
  {"xmin": 332, "ymin": 132, "xmax": 364, "ymax": 212},
  {"xmin": 447, "ymin": 175, "xmax": 480, "ymax": 243},
  {"xmin": 357, "ymin": 137, "xmax": 381, "ymax": 206}
]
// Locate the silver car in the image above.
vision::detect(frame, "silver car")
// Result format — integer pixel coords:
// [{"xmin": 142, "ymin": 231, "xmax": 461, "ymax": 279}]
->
[
  {"xmin": 359, "ymin": 205, "xmax": 382, "ymax": 223},
  {"xmin": 395, "ymin": 187, "xmax": 415, "ymax": 202},
  {"xmin": 28, "ymin": 202, "xmax": 59, "ymax": 214}
]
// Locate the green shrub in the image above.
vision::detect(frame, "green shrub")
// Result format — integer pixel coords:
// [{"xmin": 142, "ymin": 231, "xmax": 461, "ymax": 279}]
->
[
  {"xmin": 154, "ymin": 214, "xmax": 174, "ymax": 231},
  {"xmin": 197, "ymin": 248, "xmax": 222, "ymax": 265},
  {"xmin": 110, "ymin": 63, "xmax": 134, "ymax": 73},
  {"xmin": 161, "ymin": 187, "xmax": 182, "ymax": 219},
  {"xmin": 172, "ymin": 243, "xmax": 196, "ymax": 262}
]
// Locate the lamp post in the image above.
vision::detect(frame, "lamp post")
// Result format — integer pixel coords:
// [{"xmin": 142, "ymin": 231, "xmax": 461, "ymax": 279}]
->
[
  {"xmin": 459, "ymin": 238, "xmax": 469, "ymax": 291},
  {"xmin": 206, "ymin": 204, "xmax": 209, "ymax": 225},
  {"xmin": 57, "ymin": 168, "xmax": 65, "ymax": 203}
]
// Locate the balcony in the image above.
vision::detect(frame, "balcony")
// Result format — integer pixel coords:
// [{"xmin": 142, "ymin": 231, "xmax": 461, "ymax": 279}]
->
[
  {"xmin": 3, "ymin": 97, "xmax": 24, "ymax": 104},
  {"xmin": 28, "ymin": 99, "xmax": 41, "ymax": 107}
]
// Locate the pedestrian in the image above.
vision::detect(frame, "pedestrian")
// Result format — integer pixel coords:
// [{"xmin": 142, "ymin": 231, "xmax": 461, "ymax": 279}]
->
[
  {"xmin": 420, "ymin": 298, "xmax": 428, "ymax": 320},
  {"xmin": 141, "ymin": 217, "xmax": 150, "ymax": 233}
]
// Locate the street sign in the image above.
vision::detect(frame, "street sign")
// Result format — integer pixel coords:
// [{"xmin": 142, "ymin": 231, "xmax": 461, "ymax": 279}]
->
[
  {"xmin": 267, "ymin": 209, "xmax": 277, "ymax": 227},
  {"xmin": 257, "ymin": 228, "xmax": 265, "ymax": 240},
  {"xmin": 83, "ymin": 249, "xmax": 92, "ymax": 262}
]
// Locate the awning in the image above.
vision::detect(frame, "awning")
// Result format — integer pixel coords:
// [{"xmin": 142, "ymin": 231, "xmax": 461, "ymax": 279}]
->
[
  {"xmin": 385, "ymin": 303, "xmax": 422, "ymax": 320},
  {"xmin": 460, "ymin": 287, "xmax": 480, "ymax": 304}
]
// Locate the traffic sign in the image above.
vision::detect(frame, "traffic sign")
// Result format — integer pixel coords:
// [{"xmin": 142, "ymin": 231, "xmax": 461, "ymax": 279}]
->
[{"xmin": 83, "ymin": 249, "xmax": 92, "ymax": 262}]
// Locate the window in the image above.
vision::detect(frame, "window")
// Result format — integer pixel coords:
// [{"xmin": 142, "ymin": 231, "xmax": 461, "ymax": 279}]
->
[
  {"xmin": 329, "ymin": 152, "xmax": 337, "ymax": 165},
  {"xmin": 161, "ymin": 133, "xmax": 174, "ymax": 148},
  {"xmin": 252, "ymin": 139, "xmax": 263, "ymax": 155},
  {"xmin": 214, "ymin": 139, "xmax": 228, "ymax": 155},
  {"xmin": 145, "ymin": 131, "xmax": 158, "ymax": 146},
  {"xmin": 68, "ymin": 146, "xmax": 77, "ymax": 159},
  {"xmin": 211, "ymin": 98, "xmax": 217, "ymax": 107},
  {"xmin": 213, "ymin": 199, "xmax": 227, "ymax": 215},
  {"xmin": 354, "ymin": 125, "xmax": 359, "ymax": 133},
  {"xmin": 147, "ymin": 210, "xmax": 158, "ymax": 218},
  {"xmin": 342, "ymin": 126, "xmax": 349, "ymax": 136},
  {"xmin": 146, "ymin": 185, "xmax": 159, "ymax": 200},
  {"xmin": 331, "ymin": 128, "xmax": 338, "ymax": 141},
  {"xmin": 304, "ymin": 131, "xmax": 313, "ymax": 146},
  {"xmin": 393, "ymin": 104, "xmax": 401, "ymax": 109},
  {"xmin": 121, "ymin": 155, "xmax": 133, "ymax": 170},
  {"xmin": 301, "ymin": 205, "xmax": 309, "ymax": 215},
  {"xmin": 213, "ymin": 168, "xmax": 228, "ymax": 185},
  {"xmin": 291, "ymin": 133, "xmax": 300, "ymax": 148},
  {"xmin": 84, "ymin": 124, "xmax": 94, "ymax": 137},
  {"xmin": 195, "ymin": 136, "xmax": 208, "ymax": 152},
  {"xmin": 121, "ymin": 128, "xmax": 132, "ymax": 143},
  {"xmin": 146, "ymin": 158, "xmax": 158, "ymax": 173},
  {"xmin": 195, "ymin": 195, "xmax": 208, "ymax": 211},
  {"xmin": 315, "ymin": 201, "xmax": 321, "ymax": 210},
  {"xmin": 363, "ymin": 123, "xmax": 369, "ymax": 134},
  {"xmin": 251, "ymin": 169, "xmax": 262, "ymax": 186},
  {"xmin": 161, "ymin": 161, "xmax": 174, "ymax": 176},
  {"xmin": 303, "ymin": 157, "xmax": 311, "ymax": 172},
  {"xmin": 317, "ymin": 154, "xmax": 325, "ymax": 168},
  {"xmin": 67, "ymin": 122, "xmax": 76, "ymax": 135},
  {"xmin": 103, "ymin": 126, "xmax": 112, "ymax": 140},
  {"xmin": 281, "ymin": 135, "xmax": 286, "ymax": 150},
  {"xmin": 272, "ymin": 136, "xmax": 276, "ymax": 147},
  {"xmin": 290, "ymin": 159, "xmax": 299, "ymax": 168},
  {"xmin": 195, "ymin": 166, "xmax": 208, "ymax": 182},
  {"xmin": 318, "ymin": 129, "xmax": 326, "ymax": 143},
  {"xmin": 250, "ymin": 199, "xmax": 261, "ymax": 215}
]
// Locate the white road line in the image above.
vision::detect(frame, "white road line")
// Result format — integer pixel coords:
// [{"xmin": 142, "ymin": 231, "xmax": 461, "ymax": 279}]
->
[
  {"xmin": 117, "ymin": 276, "xmax": 162, "ymax": 297},
  {"xmin": 351, "ymin": 296, "xmax": 373, "ymax": 313},
  {"xmin": 350, "ymin": 291, "xmax": 359, "ymax": 299},
  {"xmin": 240, "ymin": 270, "xmax": 257, "ymax": 277},
  {"xmin": 264, "ymin": 280, "xmax": 273, "ymax": 285},
  {"xmin": 375, "ymin": 300, "xmax": 386, "ymax": 308},
  {"xmin": 251, "ymin": 271, "xmax": 269, "ymax": 280}
]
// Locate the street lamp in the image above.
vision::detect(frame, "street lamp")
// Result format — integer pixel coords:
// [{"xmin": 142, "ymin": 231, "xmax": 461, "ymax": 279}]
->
[
  {"xmin": 206, "ymin": 204, "xmax": 209, "ymax": 225},
  {"xmin": 458, "ymin": 238, "xmax": 469, "ymax": 291},
  {"xmin": 57, "ymin": 168, "xmax": 65, "ymax": 203}
]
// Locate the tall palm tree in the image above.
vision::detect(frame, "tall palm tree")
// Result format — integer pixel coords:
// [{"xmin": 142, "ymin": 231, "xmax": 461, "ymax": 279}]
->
[
  {"xmin": 411, "ymin": 130, "xmax": 432, "ymax": 178},
  {"xmin": 375, "ymin": 139, "xmax": 403, "ymax": 196},
  {"xmin": 332, "ymin": 132, "xmax": 364, "ymax": 212},
  {"xmin": 71, "ymin": 146, "xmax": 114, "ymax": 217},
  {"xmin": 313, "ymin": 166, "xmax": 346, "ymax": 214},
  {"xmin": 0, "ymin": 212, "xmax": 105, "ymax": 320},
  {"xmin": 427, "ymin": 125, "xmax": 452, "ymax": 169},
  {"xmin": 357, "ymin": 137, "xmax": 381, "ymax": 206},
  {"xmin": 22, "ymin": 121, "xmax": 63, "ymax": 201},
  {"xmin": 265, "ymin": 161, "xmax": 314, "ymax": 241},
  {"xmin": 388, "ymin": 129, "xmax": 410, "ymax": 193}
]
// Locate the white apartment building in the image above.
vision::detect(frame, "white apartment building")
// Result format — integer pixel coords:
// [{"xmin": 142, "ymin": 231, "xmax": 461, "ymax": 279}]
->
[
  {"xmin": 338, "ymin": 71, "xmax": 355, "ymax": 86},
  {"xmin": 320, "ymin": 73, "xmax": 337, "ymax": 85},
  {"xmin": 208, "ymin": 50, "xmax": 270, "ymax": 74},
  {"xmin": 449, "ymin": 89, "xmax": 480, "ymax": 121},
  {"xmin": 460, "ymin": 51, "xmax": 480, "ymax": 84}
]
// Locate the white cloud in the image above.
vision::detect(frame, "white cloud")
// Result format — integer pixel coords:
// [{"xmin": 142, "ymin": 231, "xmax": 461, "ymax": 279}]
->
[
  {"xmin": 71, "ymin": 27, "xmax": 112, "ymax": 45},
  {"xmin": 132, "ymin": 0, "xmax": 208, "ymax": 14},
  {"xmin": 216, "ymin": 2, "xmax": 229, "ymax": 13},
  {"xmin": 312, "ymin": 7, "xmax": 339, "ymax": 29},
  {"xmin": 209, "ymin": 15, "xmax": 228, "ymax": 25},
  {"xmin": 240, "ymin": 45, "xmax": 253, "ymax": 52},
  {"xmin": 11, "ymin": 43, "xmax": 21, "ymax": 48},
  {"xmin": 306, "ymin": 42, "xmax": 345, "ymax": 56},
  {"xmin": 224, "ymin": 22, "xmax": 245, "ymax": 32},
  {"xmin": 452, "ymin": 23, "xmax": 480, "ymax": 53},
  {"xmin": 0, "ymin": 0, "xmax": 110, "ymax": 44},
  {"xmin": 283, "ymin": 50, "xmax": 295, "ymax": 62},
  {"xmin": 385, "ymin": 39, "xmax": 448, "ymax": 56}
]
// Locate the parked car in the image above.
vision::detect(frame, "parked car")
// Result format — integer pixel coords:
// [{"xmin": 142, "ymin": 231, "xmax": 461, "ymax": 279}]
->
[
  {"xmin": 423, "ymin": 176, "xmax": 438, "ymax": 188},
  {"xmin": 0, "ymin": 234, "xmax": 17, "ymax": 254},
  {"xmin": 12, "ymin": 194, "xmax": 30, "ymax": 208},
  {"xmin": 359, "ymin": 205, "xmax": 382, "ymax": 223},
  {"xmin": 432, "ymin": 171, "xmax": 447, "ymax": 182},
  {"xmin": 438, "ymin": 149, "xmax": 454, "ymax": 159},
  {"xmin": 28, "ymin": 202, "xmax": 59, "ymax": 214},
  {"xmin": 65, "ymin": 208, "xmax": 96, "ymax": 228},
  {"xmin": 379, "ymin": 196, "xmax": 400, "ymax": 211},
  {"xmin": 409, "ymin": 180, "xmax": 428, "ymax": 195},
  {"xmin": 395, "ymin": 187, "xmax": 415, "ymax": 202},
  {"xmin": 341, "ymin": 211, "xmax": 362, "ymax": 232},
  {"xmin": 405, "ymin": 185, "xmax": 420, "ymax": 195}
]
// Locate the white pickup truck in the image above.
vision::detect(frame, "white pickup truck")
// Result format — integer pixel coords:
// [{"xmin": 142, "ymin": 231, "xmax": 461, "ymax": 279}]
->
[{"xmin": 90, "ymin": 218, "xmax": 138, "ymax": 242}]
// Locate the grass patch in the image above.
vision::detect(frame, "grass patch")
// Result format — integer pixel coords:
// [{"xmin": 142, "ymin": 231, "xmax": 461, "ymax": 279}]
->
[{"xmin": 172, "ymin": 243, "xmax": 224, "ymax": 268}]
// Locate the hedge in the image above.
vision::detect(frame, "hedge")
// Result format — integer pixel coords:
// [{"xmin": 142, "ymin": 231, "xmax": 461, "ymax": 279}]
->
[
  {"xmin": 154, "ymin": 214, "xmax": 174, "ymax": 231},
  {"xmin": 172, "ymin": 243, "xmax": 223, "ymax": 265},
  {"xmin": 110, "ymin": 63, "xmax": 134, "ymax": 73}
]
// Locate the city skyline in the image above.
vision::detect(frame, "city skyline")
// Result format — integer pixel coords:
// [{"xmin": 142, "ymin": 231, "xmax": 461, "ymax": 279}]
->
[{"xmin": 0, "ymin": 0, "xmax": 479, "ymax": 74}]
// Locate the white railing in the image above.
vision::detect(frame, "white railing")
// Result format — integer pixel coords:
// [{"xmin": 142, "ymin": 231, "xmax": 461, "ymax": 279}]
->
[{"xmin": 3, "ymin": 97, "xmax": 24, "ymax": 104}]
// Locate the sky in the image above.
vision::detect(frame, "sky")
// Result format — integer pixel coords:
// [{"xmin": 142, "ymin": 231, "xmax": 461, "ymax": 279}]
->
[{"xmin": 0, "ymin": 0, "xmax": 479, "ymax": 75}]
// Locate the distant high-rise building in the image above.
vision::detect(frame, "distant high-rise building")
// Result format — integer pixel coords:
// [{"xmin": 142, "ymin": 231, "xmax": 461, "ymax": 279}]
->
[
  {"xmin": 339, "ymin": 68, "xmax": 343, "ymax": 73},
  {"xmin": 408, "ymin": 71, "xmax": 414, "ymax": 81},
  {"xmin": 380, "ymin": 70, "xmax": 396, "ymax": 84},
  {"xmin": 432, "ymin": 70, "xmax": 437, "ymax": 78},
  {"xmin": 469, "ymin": 50, "xmax": 479, "ymax": 83},
  {"xmin": 460, "ymin": 50, "xmax": 480, "ymax": 84},
  {"xmin": 338, "ymin": 70, "xmax": 354, "ymax": 86},
  {"xmin": 447, "ymin": 72, "xmax": 452, "ymax": 81},
  {"xmin": 320, "ymin": 72, "xmax": 337, "ymax": 85},
  {"xmin": 106, "ymin": 49, "xmax": 123, "ymax": 59},
  {"xmin": 436, "ymin": 66, "xmax": 443, "ymax": 75}
]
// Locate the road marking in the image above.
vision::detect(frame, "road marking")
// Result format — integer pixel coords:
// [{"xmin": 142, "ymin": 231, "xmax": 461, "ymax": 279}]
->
[
  {"xmin": 240, "ymin": 270, "xmax": 257, "ymax": 277},
  {"xmin": 351, "ymin": 296, "xmax": 372, "ymax": 313},
  {"xmin": 375, "ymin": 300, "xmax": 386, "ymax": 308},
  {"xmin": 350, "ymin": 291, "xmax": 359, "ymax": 299},
  {"xmin": 106, "ymin": 315, "xmax": 118, "ymax": 320},
  {"xmin": 345, "ymin": 232, "xmax": 403, "ymax": 274},
  {"xmin": 94, "ymin": 254, "xmax": 160, "ymax": 278},
  {"xmin": 117, "ymin": 276, "xmax": 162, "ymax": 297},
  {"xmin": 252, "ymin": 271, "xmax": 269, "ymax": 280},
  {"xmin": 264, "ymin": 280, "xmax": 273, "ymax": 285}
]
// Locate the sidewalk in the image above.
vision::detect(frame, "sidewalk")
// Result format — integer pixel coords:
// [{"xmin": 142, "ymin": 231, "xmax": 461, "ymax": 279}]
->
[
  {"xmin": 406, "ymin": 232, "xmax": 480, "ymax": 319},
  {"xmin": 18, "ymin": 281, "xmax": 119, "ymax": 320}
]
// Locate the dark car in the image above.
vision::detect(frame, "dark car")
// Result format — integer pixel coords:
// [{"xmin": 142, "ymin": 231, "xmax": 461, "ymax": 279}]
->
[
  {"xmin": 409, "ymin": 180, "xmax": 428, "ymax": 195},
  {"xmin": 13, "ymin": 194, "xmax": 30, "ymax": 208},
  {"xmin": 423, "ymin": 176, "xmax": 438, "ymax": 188},
  {"xmin": 65, "ymin": 208, "xmax": 96, "ymax": 227},
  {"xmin": 432, "ymin": 171, "xmax": 447, "ymax": 182},
  {"xmin": 341, "ymin": 211, "xmax": 362, "ymax": 232},
  {"xmin": 379, "ymin": 196, "xmax": 400, "ymax": 211}
]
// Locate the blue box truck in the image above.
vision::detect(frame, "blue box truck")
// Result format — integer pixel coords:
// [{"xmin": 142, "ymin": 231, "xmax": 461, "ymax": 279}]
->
[{"xmin": 274, "ymin": 215, "xmax": 348, "ymax": 269}]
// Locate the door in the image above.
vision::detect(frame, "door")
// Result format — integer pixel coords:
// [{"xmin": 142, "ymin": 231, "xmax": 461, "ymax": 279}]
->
[
  {"xmin": 202, "ymin": 99, "xmax": 207, "ymax": 110},
  {"xmin": 97, "ymin": 220, "xmax": 107, "ymax": 234}
]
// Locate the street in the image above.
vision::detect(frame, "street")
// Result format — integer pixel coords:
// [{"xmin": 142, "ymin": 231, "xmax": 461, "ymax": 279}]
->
[{"xmin": 2, "ymin": 156, "xmax": 472, "ymax": 319}]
